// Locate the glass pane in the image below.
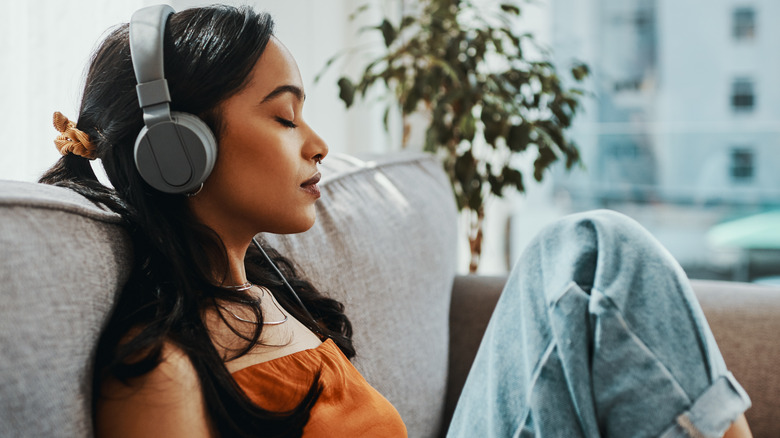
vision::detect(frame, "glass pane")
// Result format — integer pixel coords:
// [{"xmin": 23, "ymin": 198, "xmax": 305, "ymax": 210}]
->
[
  {"xmin": 733, "ymin": 7, "xmax": 756, "ymax": 40},
  {"xmin": 510, "ymin": 0, "xmax": 780, "ymax": 283}
]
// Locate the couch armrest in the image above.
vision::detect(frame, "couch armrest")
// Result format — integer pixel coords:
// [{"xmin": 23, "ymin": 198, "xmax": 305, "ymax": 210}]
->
[
  {"xmin": 442, "ymin": 275, "xmax": 506, "ymax": 433},
  {"xmin": 691, "ymin": 280, "xmax": 780, "ymax": 438},
  {"xmin": 441, "ymin": 276, "xmax": 780, "ymax": 437}
]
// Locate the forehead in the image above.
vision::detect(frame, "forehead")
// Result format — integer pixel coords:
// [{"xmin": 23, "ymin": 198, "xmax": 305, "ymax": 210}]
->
[{"xmin": 248, "ymin": 36, "xmax": 303, "ymax": 92}]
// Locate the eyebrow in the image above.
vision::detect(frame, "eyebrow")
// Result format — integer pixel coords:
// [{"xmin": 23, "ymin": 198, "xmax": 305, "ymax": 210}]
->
[{"xmin": 261, "ymin": 85, "xmax": 305, "ymax": 103}]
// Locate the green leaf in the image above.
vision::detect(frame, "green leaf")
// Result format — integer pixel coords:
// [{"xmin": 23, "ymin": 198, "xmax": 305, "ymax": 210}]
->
[
  {"xmin": 467, "ymin": 189, "xmax": 484, "ymax": 211},
  {"xmin": 455, "ymin": 193, "xmax": 467, "ymax": 211},
  {"xmin": 550, "ymin": 103, "xmax": 571, "ymax": 127},
  {"xmin": 537, "ymin": 121, "xmax": 565, "ymax": 146},
  {"xmin": 455, "ymin": 151, "xmax": 482, "ymax": 208},
  {"xmin": 533, "ymin": 146, "xmax": 558, "ymax": 181},
  {"xmin": 380, "ymin": 19, "xmax": 397, "ymax": 48},
  {"xmin": 315, "ymin": 55, "xmax": 337, "ymax": 84},
  {"xmin": 382, "ymin": 106, "xmax": 391, "ymax": 131},
  {"xmin": 348, "ymin": 3, "xmax": 370, "ymax": 21},
  {"xmin": 484, "ymin": 124, "xmax": 501, "ymax": 146},
  {"xmin": 481, "ymin": 106, "xmax": 504, "ymax": 145},
  {"xmin": 563, "ymin": 142, "xmax": 581, "ymax": 169},
  {"xmin": 424, "ymin": 126, "xmax": 439, "ymax": 152},
  {"xmin": 497, "ymin": 28, "xmax": 521, "ymax": 48},
  {"xmin": 500, "ymin": 4, "xmax": 521, "ymax": 16},
  {"xmin": 458, "ymin": 113, "xmax": 477, "ymax": 142},
  {"xmin": 337, "ymin": 77, "xmax": 355, "ymax": 107},
  {"xmin": 488, "ymin": 172, "xmax": 503, "ymax": 196},
  {"xmin": 402, "ymin": 85, "xmax": 421, "ymax": 113},
  {"xmin": 329, "ymin": 0, "xmax": 588, "ymax": 228},
  {"xmin": 507, "ymin": 123, "xmax": 531, "ymax": 152},
  {"xmin": 501, "ymin": 167, "xmax": 525, "ymax": 192},
  {"xmin": 571, "ymin": 63, "xmax": 590, "ymax": 81},
  {"xmin": 455, "ymin": 151, "xmax": 476, "ymax": 188},
  {"xmin": 400, "ymin": 16, "xmax": 416, "ymax": 29}
]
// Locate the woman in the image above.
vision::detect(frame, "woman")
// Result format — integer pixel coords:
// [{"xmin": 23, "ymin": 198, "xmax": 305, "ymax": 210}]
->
[{"xmin": 41, "ymin": 4, "xmax": 751, "ymax": 438}]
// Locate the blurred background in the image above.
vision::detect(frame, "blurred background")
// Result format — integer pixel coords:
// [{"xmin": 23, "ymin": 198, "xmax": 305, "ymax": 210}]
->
[{"xmin": 2, "ymin": 0, "xmax": 779, "ymax": 281}]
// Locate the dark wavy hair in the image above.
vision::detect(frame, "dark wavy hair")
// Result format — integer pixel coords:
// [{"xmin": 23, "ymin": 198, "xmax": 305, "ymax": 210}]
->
[{"xmin": 39, "ymin": 5, "xmax": 354, "ymax": 437}]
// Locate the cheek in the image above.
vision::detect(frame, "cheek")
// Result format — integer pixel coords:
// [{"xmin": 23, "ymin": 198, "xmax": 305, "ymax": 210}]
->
[
  {"xmin": 217, "ymin": 128, "xmax": 276, "ymax": 181},
  {"xmin": 213, "ymin": 131, "xmax": 296, "ymax": 204}
]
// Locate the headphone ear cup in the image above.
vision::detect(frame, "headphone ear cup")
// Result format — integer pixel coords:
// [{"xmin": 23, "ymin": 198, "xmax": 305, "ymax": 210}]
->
[
  {"xmin": 134, "ymin": 112, "xmax": 217, "ymax": 194},
  {"xmin": 170, "ymin": 111, "xmax": 218, "ymax": 187}
]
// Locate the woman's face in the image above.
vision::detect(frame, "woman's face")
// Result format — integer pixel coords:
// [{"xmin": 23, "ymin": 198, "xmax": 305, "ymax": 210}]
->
[{"xmin": 188, "ymin": 37, "xmax": 328, "ymax": 244}]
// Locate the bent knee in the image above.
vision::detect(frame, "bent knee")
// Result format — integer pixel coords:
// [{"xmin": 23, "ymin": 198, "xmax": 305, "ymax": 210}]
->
[{"xmin": 527, "ymin": 209, "xmax": 679, "ymax": 299}]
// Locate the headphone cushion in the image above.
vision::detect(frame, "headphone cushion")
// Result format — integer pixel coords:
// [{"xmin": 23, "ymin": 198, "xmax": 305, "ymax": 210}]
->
[{"xmin": 134, "ymin": 112, "xmax": 217, "ymax": 194}]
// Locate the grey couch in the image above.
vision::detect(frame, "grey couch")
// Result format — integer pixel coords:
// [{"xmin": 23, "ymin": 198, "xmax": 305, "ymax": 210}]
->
[{"xmin": 1, "ymin": 152, "xmax": 779, "ymax": 437}]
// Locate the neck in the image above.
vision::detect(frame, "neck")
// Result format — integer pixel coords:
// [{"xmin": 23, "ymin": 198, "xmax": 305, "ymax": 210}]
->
[
  {"xmin": 220, "ymin": 240, "xmax": 251, "ymax": 287},
  {"xmin": 185, "ymin": 196, "xmax": 257, "ymax": 288}
]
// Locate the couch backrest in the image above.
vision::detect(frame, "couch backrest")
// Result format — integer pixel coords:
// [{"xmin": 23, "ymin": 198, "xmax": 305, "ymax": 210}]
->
[
  {"xmin": 0, "ymin": 181, "xmax": 132, "ymax": 437},
  {"xmin": 263, "ymin": 153, "xmax": 458, "ymax": 437},
  {"xmin": 0, "ymin": 152, "xmax": 458, "ymax": 438}
]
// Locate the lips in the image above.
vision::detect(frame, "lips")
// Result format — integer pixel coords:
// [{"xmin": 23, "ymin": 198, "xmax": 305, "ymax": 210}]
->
[{"xmin": 300, "ymin": 172, "xmax": 321, "ymax": 198}]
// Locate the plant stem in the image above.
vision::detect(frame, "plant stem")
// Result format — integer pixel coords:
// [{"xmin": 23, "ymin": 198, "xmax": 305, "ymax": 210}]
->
[{"xmin": 468, "ymin": 206, "xmax": 485, "ymax": 273}]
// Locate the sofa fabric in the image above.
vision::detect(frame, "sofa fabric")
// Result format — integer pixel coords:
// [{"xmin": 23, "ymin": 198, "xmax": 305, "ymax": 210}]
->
[
  {"xmin": 2, "ymin": 152, "xmax": 778, "ymax": 438},
  {"xmin": 0, "ymin": 152, "xmax": 458, "ymax": 438},
  {"xmin": 444, "ymin": 276, "xmax": 780, "ymax": 438},
  {"xmin": 443, "ymin": 275, "xmax": 505, "ymax": 430},
  {"xmin": 691, "ymin": 280, "xmax": 780, "ymax": 438},
  {"xmin": 262, "ymin": 153, "xmax": 458, "ymax": 438},
  {"xmin": 0, "ymin": 181, "xmax": 132, "ymax": 437}
]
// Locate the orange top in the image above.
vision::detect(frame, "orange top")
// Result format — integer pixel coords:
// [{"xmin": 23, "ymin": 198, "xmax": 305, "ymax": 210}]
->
[{"xmin": 231, "ymin": 339, "xmax": 408, "ymax": 437}]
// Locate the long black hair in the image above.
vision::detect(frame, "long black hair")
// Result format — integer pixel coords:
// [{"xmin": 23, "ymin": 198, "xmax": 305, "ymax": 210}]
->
[{"xmin": 39, "ymin": 5, "xmax": 354, "ymax": 437}]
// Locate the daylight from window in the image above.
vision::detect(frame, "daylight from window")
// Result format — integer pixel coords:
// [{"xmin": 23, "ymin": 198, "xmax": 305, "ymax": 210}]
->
[
  {"xmin": 3, "ymin": 0, "xmax": 779, "ymax": 282},
  {"xmin": 517, "ymin": 0, "xmax": 780, "ymax": 283}
]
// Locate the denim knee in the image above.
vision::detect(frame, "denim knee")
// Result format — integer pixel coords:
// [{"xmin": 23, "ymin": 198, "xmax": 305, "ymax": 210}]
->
[
  {"xmin": 512, "ymin": 209, "xmax": 681, "ymax": 307},
  {"xmin": 449, "ymin": 209, "xmax": 749, "ymax": 438}
]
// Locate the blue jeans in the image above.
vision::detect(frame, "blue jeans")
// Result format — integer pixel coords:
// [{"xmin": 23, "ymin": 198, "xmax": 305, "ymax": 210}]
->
[{"xmin": 447, "ymin": 210, "xmax": 751, "ymax": 438}]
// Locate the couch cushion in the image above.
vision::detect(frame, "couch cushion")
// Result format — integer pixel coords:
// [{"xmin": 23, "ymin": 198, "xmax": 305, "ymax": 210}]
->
[
  {"xmin": 0, "ymin": 181, "xmax": 131, "ymax": 437},
  {"xmin": 692, "ymin": 279, "xmax": 780, "ymax": 438},
  {"xmin": 263, "ymin": 152, "xmax": 458, "ymax": 438},
  {"xmin": 0, "ymin": 152, "xmax": 458, "ymax": 438}
]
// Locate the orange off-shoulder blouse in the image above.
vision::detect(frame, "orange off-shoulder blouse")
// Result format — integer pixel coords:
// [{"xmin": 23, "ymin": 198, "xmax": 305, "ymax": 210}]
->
[{"xmin": 231, "ymin": 339, "xmax": 408, "ymax": 437}]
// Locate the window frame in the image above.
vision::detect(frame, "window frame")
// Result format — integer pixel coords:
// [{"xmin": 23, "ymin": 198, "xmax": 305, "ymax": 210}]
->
[
  {"xmin": 731, "ymin": 77, "xmax": 756, "ymax": 112},
  {"xmin": 730, "ymin": 147, "xmax": 756, "ymax": 182},
  {"xmin": 732, "ymin": 6, "xmax": 756, "ymax": 41}
]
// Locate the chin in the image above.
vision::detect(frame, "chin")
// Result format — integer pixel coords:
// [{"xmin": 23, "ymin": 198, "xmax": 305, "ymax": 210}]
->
[
  {"xmin": 290, "ymin": 221, "xmax": 316, "ymax": 234},
  {"xmin": 270, "ymin": 214, "xmax": 316, "ymax": 235}
]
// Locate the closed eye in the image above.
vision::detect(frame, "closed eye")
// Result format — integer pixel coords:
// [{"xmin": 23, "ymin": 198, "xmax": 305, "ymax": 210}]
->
[{"xmin": 275, "ymin": 117, "xmax": 298, "ymax": 129}]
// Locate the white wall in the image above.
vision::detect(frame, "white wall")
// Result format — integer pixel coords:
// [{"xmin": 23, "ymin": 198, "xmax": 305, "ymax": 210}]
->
[
  {"xmin": 0, "ymin": 0, "xmax": 396, "ymax": 182},
  {"xmin": 1, "ymin": 1, "xmax": 147, "ymax": 182}
]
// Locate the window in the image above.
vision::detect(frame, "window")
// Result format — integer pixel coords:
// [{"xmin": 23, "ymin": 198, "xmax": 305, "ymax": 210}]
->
[
  {"xmin": 634, "ymin": 8, "xmax": 653, "ymax": 33},
  {"xmin": 731, "ymin": 148, "xmax": 755, "ymax": 181},
  {"xmin": 606, "ymin": 141, "xmax": 640, "ymax": 159},
  {"xmin": 731, "ymin": 78, "xmax": 755, "ymax": 112},
  {"xmin": 733, "ymin": 7, "xmax": 756, "ymax": 40},
  {"xmin": 613, "ymin": 78, "xmax": 643, "ymax": 92}
]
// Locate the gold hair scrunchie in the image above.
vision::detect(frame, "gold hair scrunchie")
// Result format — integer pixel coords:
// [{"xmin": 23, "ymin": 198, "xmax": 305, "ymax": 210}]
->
[{"xmin": 53, "ymin": 111, "xmax": 97, "ymax": 160}]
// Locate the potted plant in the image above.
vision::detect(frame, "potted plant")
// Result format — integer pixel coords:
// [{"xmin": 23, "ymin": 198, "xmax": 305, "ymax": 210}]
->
[{"xmin": 324, "ymin": 0, "xmax": 589, "ymax": 272}]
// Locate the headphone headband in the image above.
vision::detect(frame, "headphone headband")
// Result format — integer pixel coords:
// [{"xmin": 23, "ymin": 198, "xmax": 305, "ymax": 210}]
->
[
  {"xmin": 129, "ymin": 4, "xmax": 218, "ymax": 195},
  {"xmin": 130, "ymin": 5, "xmax": 175, "ymax": 127}
]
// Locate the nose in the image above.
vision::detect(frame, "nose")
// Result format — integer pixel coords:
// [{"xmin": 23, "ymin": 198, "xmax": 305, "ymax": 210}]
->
[{"xmin": 304, "ymin": 124, "xmax": 329, "ymax": 163}]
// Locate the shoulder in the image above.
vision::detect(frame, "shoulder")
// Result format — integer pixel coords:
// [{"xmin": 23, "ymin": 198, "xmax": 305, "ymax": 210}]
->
[{"xmin": 94, "ymin": 341, "xmax": 216, "ymax": 438}]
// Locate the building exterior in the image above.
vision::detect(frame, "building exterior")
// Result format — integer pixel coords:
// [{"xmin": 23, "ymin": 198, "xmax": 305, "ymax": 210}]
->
[
  {"xmin": 540, "ymin": 0, "xmax": 780, "ymax": 278},
  {"xmin": 551, "ymin": 0, "xmax": 780, "ymax": 206}
]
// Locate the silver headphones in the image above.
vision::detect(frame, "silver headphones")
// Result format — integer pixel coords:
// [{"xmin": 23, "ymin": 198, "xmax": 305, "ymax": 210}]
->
[
  {"xmin": 129, "ymin": 5, "xmax": 217, "ymax": 195},
  {"xmin": 127, "ymin": 5, "xmax": 324, "ymax": 337}
]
